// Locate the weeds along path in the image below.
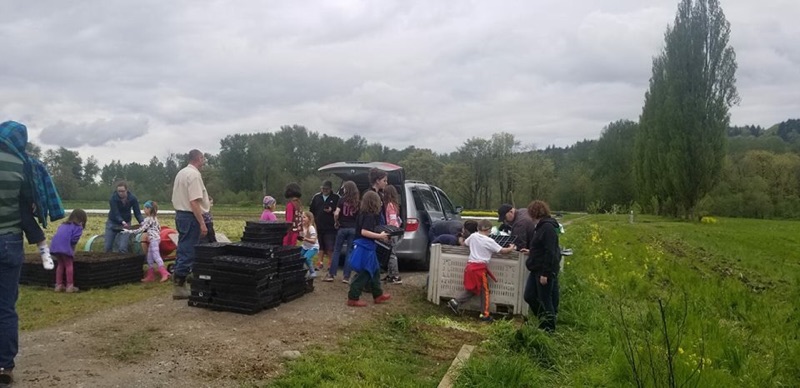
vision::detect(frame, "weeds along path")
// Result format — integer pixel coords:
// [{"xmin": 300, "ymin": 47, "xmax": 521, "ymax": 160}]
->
[{"xmin": 16, "ymin": 272, "xmax": 429, "ymax": 387}]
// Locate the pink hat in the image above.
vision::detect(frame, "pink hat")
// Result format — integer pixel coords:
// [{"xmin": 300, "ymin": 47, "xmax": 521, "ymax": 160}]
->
[{"xmin": 263, "ymin": 196, "xmax": 276, "ymax": 207}]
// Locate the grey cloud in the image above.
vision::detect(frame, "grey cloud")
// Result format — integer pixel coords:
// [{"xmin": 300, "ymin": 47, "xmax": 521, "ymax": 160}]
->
[
  {"xmin": 0, "ymin": 0, "xmax": 798, "ymax": 167},
  {"xmin": 39, "ymin": 117, "xmax": 149, "ymax": 147}
]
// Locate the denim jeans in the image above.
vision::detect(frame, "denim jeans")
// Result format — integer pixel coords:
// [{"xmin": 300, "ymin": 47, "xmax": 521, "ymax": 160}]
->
[
  {"xmin": 0, "ymin": 232, "xmax": 23, "ymax": 370},
  {"xmin": 523, "ymin": 272, "xmax": 560, "ymax": 332},
  {"xmin": 104, "ymin": 220, "xmax": 129, "ymax": 253},
  {"xmin": 329, "ymin": 227, "xmax": 356, "ymax": 278},
  {"xmin": 174, "ymin": 211, "xmax": 200, "ymax": 279}
]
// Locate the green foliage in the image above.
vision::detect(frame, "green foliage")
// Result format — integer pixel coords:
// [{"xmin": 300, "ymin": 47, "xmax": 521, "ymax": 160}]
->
[
  {"xmin": 456, "ymin": 352, "xmax": 544, "ymax": 387},
  {"xmin": 460, "ymin": 210, "xmax": 498, "ymax": 217},
  {"xmin": 18, "ymin": 282, "xmax": 171, "ymax": 331},
  {"xmin": 703, "ymin": 151, "xmax": 800, "ymax": 218},
  {"xmin": 594, "ymin": 120, "xmax": 637, "ymax": 209},
  {"xmin": 269, "ymin": 312, "xmax": 480, "ymax": 387},
  {"xmin": 458, "ymin": 215, "xmax": 800, "ymax": 387},
  {"xmin": 400, "ymin": 149, "xmax": 444, "ymax": 185},
  {"xmin": 635, "ymin": 0, "xmax": 739, "ymax": 218},
  {"xmin": 512, "ymin": 150, "xmax": 556, "ymax": 207}
]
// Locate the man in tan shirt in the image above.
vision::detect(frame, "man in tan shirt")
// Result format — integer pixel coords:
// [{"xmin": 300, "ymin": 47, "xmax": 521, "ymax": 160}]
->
[{"xmin": 170, "ymin": 149, "xmax": 210, "ymax": 299}]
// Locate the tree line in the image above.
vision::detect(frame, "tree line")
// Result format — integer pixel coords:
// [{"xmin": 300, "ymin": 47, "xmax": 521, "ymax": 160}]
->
[{"xmin": 30, "ymin": 117, "xmax": 800, "ymax": 219}]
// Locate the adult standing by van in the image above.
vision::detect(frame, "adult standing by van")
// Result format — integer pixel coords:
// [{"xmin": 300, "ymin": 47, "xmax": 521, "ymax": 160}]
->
[
  {"xmin": 170, "ymin": 149, "xmax": 210, "ymax": 300},
  {"xmin": 521, "ymin": 200, "xmax": 561, "ymax": 332},
  {"xmin": 497, "ymin": 203, "xmax": 536, "ymax": 250},
  {"xmin": 309, "ymin": 180, "xmax": 339, "ymax": 271},
  {"xmin": 104, "ymin": 181, "xmax": 144, "ymax": 253}
]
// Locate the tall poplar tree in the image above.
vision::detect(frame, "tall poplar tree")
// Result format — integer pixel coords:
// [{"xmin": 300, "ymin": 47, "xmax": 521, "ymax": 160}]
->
[{"xmin": 635, "ymin": 0, "xmax": 739, "ymax": 218}]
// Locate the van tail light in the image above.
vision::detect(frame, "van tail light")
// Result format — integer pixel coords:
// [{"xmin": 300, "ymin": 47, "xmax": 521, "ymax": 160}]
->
[{"xmin": 405, "ymin": 218, "xmax": 420, "ymax": 232}]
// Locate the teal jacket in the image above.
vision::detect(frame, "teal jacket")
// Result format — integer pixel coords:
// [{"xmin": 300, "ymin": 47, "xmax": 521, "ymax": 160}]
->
[{"xmin": 0, "ymin": 121, "xmax": 65, "ymax": 226}]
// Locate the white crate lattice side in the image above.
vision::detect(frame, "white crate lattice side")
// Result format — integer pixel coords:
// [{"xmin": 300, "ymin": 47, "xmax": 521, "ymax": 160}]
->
[{"xmin": 428, "ymin": 244, "xmax": 530, "ymax": 315}]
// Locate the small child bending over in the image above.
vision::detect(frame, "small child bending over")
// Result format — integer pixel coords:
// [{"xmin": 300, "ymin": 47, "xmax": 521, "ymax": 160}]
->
[
  {"xmin": 122, "ymin": 201, "xmax": 170, "ymax": 282},
  {"xmin": 300, "ymin": 211, "xmax": 319, "ymax": 278},
  {"xmin": 447, "ymin": 219, "xmax": 515, "ymax": 322},
  {"xmin": 346, "ymin": 190, "xmax": 391, "ymax": 307},
  {"xmin": 50, "ymin": 209, "xmax": 88, "ymax": 293}
]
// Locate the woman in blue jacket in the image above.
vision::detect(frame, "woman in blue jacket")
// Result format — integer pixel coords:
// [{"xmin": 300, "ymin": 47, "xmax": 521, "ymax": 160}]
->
[{"xmin": 104, "ymin": 181, "xmax": 144, "ymax": 253}]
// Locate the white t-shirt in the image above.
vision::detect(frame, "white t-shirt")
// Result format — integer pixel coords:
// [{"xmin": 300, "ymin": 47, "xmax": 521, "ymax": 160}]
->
[
  {"xmin": 301, "ymin": 225, "xmax": 319, "ymax": 250},
  {"xmin": 171, "ymin": 164, "xmax": 210, "ymax": 213},
  {"xmin": 464, "ymin": 233, "xmax": 502, "ymax": 263}
]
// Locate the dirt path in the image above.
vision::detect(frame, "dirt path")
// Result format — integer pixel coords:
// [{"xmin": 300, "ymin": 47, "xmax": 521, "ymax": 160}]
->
[{"xmin": 15, "ymin": 272, "xmax": 429, "ymax": 388}]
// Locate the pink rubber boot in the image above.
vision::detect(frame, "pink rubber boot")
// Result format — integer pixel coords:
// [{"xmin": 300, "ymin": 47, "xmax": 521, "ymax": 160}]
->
[
  {"xmin": 141, "ymin": 268, "xmax": 156, "ymax": 282},
  {"xmin": 157, "ymin": 266, "xmax": 171, "ymax": 282}
]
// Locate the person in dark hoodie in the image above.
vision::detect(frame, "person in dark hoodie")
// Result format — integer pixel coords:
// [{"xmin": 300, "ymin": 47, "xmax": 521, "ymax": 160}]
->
[
  {"xmin": 497, "ymin": 203, "xmax": 536, "ymax": 250},
  {"xmin": 521, "ymin": 200, "xmax": 560, "ymax": 332},
  {"xmin": 104, "ymin": 181, "xmax": 144, "ymax": 253}
]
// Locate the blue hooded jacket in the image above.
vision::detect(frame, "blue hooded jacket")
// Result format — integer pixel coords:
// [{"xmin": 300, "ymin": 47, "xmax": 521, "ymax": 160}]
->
[
  {"xmin": 0, "ymin": 121, "xmax": 65, "ymax": 226},
  {"xmin": 348, "ymin": 238, "xmax": 381, "ymax": 277}
]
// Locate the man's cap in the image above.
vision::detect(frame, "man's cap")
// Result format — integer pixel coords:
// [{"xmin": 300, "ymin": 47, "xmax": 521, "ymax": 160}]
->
[
  {"xmin": 322, "ymin": 180, "xmax": 333, "ymax": 189},
  {"xmin": 497, "ymin": 204, "xmax": 514, "ymax": 222}
]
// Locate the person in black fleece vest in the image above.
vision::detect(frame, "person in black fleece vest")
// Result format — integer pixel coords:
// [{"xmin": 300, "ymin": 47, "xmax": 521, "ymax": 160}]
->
[{"xmin": 522, "ymin": 200, "xmax": 560, "ymax": 332}]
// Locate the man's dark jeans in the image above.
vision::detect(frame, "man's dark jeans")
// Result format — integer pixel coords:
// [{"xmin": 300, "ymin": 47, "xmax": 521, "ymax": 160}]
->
[
  {"xmin": 174, "ymin": 211, "xmax": 200, "ymax": 279},
  {"xmin": 0, "ymin": 233, "xmax": 24, "ymax": 370}
]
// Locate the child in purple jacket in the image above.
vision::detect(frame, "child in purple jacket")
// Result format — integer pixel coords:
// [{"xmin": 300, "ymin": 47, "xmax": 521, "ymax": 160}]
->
[{"xmin": 50, "ymin": 209, "xmax": 87, "ymax": 293}]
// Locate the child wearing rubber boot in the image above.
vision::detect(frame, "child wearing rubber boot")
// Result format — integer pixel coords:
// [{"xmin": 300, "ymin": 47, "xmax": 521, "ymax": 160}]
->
[
  {"xmin": 123, "ymin": 201, "xmax": 170, "ymax": 282},
  {"xmin": 346, "ymin": 191, "xmax": 391, "ymax": 307},
  {"xmin": 447, "ymin": 220, "xmax": 515, "ymax": 322}
]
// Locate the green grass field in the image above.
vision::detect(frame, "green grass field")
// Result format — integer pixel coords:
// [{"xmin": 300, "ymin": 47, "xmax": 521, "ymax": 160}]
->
[
  {"xmin": 454, "ymin": 215, "xmax": 800, "ymax": 387},
  {"xmin": 19, "ymin": 207, "xmax": 799, "ymax": 386}
]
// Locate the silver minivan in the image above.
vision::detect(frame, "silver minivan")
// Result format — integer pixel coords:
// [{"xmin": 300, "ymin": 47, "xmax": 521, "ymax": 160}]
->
[{"xmin": 318, "ymin": 161, "xmax": 462, "ymax": 268}]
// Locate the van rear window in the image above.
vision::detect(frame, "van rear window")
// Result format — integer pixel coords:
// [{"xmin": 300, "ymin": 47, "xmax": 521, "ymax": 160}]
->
[{"xmin": 419, "ymin": 188, "xmax": 441, "ymax": 212}]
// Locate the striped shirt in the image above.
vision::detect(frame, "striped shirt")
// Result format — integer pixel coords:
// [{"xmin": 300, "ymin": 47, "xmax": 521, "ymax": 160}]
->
[{"xmin": 0, "ymin": 149, "xmax": 23, "ymax": 234}]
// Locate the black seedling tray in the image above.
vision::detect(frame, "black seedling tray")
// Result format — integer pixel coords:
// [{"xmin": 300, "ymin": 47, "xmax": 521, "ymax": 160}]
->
[{"xmin": 245, "ymin": 220, "xmax": 291, "ymax": 230}]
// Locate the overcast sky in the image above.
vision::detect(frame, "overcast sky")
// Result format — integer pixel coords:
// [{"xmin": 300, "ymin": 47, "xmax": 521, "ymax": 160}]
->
[{"xmin": 1, "ymin": 0, "xmax": 798, "ymax": 167}]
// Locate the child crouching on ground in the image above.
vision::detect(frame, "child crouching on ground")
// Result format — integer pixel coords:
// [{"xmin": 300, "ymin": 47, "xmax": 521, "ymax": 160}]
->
[
  {"xmin": 50, "ymin": 209, "xmax": 88, "ymax": 293},
  {"xmin": 346, "ymin": 190, "xmax": 391, "ymax": 307},
  {"xmin": 122, "ymin": 201, "xmax": 170, "ymax": 282},
  {"xmin": 447, "ymin": 219, "xmax": 515, "ymax": 322}
]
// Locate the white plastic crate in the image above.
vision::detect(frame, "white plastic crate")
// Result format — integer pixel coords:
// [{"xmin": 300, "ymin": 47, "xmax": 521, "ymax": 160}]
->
[{"xmin": 428, "ymin": 244, "xmax": 530, "ymax": 315}]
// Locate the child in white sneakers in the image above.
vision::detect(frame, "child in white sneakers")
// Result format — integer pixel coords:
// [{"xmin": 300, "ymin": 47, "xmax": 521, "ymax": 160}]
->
[
  {"xmin": 300, "ymin": 211, "xmax": 319, "ymax": 278},
  {"xmin": 447, "ymin": 219, "xmax": 515, "ymax": 322},
  {"xmin": 122, "ymin": 201, "xmax": 170, "ymax": 282}
]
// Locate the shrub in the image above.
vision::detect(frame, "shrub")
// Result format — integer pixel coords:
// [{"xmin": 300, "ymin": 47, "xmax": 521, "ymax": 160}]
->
[{"xmin": 700, "ymin": 216, "xmax": 718, "ymax": 224}]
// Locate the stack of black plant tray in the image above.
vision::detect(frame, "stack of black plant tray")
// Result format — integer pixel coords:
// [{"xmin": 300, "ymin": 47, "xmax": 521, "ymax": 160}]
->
[
  {"xmin": 189, "ymin": 240, "xmax": 309, "ymax": 315},
  {"xmin": 190, "ymin": 254, "xmax": 280, "ymax": 314},
  {"xmin": 276, "ymin": 246, "xmax": 308, "ymax": 302},
  {"xmin": 226, "ymin": 242, "xmax": 309, "ymax": 302},
  {"xmin": 19, "ymin": 252, "xmax": 145, "ymax": 289},
  {"xmin": 241, "ymin": 221, "xmax": 291, "ymax": 245}
]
